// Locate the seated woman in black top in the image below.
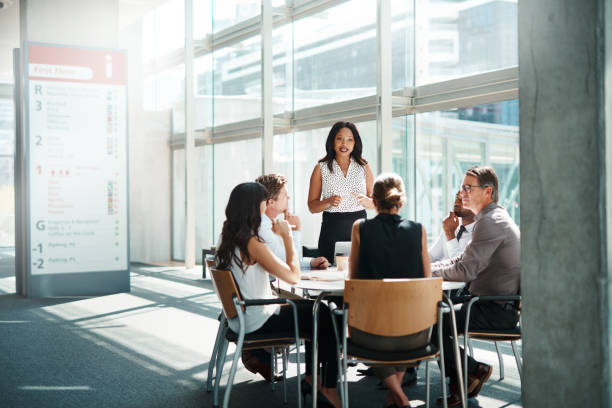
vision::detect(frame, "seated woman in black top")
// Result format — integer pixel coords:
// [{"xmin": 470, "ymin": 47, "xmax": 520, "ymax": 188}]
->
[{"xmin": 348, "ymin": 173, "xmax": 431, "ymax": 408}]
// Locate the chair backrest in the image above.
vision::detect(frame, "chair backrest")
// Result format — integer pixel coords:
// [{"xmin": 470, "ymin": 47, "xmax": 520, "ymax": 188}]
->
[
  {"xmin": 205, "ymin": 258, "xmax": 216, "ymax": 269},
  {"xmin": 210, "ymin": 269, "xmax": 243, "ymax": 319},
  {"xmin": 344, "ymin": 277, "xmax": 442, "ymax": 337}
]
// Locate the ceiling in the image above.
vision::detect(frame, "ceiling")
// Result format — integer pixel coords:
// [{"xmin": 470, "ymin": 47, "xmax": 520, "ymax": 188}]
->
[{"xmin": 0, "ymin": 0, "xmax": 172, "ymax": 83}]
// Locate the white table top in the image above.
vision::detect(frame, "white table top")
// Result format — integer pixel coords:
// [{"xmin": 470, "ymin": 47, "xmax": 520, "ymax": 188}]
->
[{"xmin": 294, "ymin": 268, "xmax": 466, "ymax": 292}]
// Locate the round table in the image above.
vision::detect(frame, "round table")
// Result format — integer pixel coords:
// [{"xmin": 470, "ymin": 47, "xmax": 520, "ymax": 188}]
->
[{"xmin": 293, "ymin": 274, "xmax": 465, "ymax": 408}]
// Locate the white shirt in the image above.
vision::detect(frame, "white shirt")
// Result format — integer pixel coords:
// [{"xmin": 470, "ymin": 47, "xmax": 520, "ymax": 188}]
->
[
  {"xmin": 259, "ymin": 214, "xmax": 311, "ymax": 269},
  {"xmin": 319, "ymin": 157, "xmax": 366, "ymax": 213},
  {"xmin": 429, "ymin": 222, "xmax": 475, "ymax": 263},
  {"xmin": 228, "ymin": 250, "xmax": 280, "ymax": 334}
]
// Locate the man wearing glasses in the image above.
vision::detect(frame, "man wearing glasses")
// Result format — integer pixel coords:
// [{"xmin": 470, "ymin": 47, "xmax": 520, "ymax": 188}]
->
[{"xmin": 432, "ymin": 165, "xmax": 521, "ymax": 407}]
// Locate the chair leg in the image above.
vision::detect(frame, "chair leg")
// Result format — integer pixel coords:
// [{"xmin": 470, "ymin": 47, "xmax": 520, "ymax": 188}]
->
[
  {"xmin": 271, "ymin": 347, "xmax": 276, "ymax": 391},
  {"xmin": 207, "ymin": 321, "xmax": 226, "ymax": 392},
  {"xmin": 425, "ymin": 360, "xmax": 430, "ymax": 408},
  {"xmin": 511, "ymin": 341, "xmax": 523, "ymax": 382},
  {"xmin": 223, "ymin": 337, "xmax": 245, "ymax": 408},
  {"xmin": 213, "ymin": 339, "xmax": 229, "ymax": 408},
  {"xmin": 495, "ymin": 341, "xmax": 505, "ymax": 380},
  {"xmin": 282, "ymin": 347, "xmax": 288, "ymax": 404}
]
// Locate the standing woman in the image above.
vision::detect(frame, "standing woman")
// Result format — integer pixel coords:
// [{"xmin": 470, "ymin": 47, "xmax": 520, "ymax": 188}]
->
[
  {"xmin": 308, "ymin": 121, "xmax": 374, "ymax": 263},
  {"xmin": 216, "ymin": 182, "xmax": 341, "ymax": 408}
]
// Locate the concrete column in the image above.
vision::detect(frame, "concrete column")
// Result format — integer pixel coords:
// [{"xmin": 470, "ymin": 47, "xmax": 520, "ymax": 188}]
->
[{"xmin": 520, "ymin": 0, "xmax": 611, "ymax": 406}]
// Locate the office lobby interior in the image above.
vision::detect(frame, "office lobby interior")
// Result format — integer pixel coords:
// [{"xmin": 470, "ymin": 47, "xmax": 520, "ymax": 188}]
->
[{"xmin": 0, "ymin": 1, "xmax": 610, "ymax": 407}]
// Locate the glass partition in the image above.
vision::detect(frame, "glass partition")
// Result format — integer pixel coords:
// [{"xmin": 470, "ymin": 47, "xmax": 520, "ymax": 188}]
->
[
  {"xmin": 213, "ymin": 36, "xmax": 262, "ymax": 126},
  {"xmin": 415, "ymin": 100, "xmax": 519, "ymax": 244},
  {"xmin": 213, "ymin": 138, "xmax": 263, "ymax": 241},
  {"xmin": 293, "ymin": 0, "xmax": 377, "ymax": 110},
  {"xmin": 416, "ymin": 0, "xmax": 518, "ymax": 84}
]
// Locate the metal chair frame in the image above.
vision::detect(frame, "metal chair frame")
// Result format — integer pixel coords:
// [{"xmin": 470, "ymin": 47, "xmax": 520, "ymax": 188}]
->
[
  {"xmin": 329, "ymin": 287, "xmax": 466, "ymax": 408},
  {"xmin": 209, "ymin": 268, "xmax": 306, "ymax": 408},
  {"xmin": 462, "ymin": 295, "xmax": 522, "ymax": 399}
]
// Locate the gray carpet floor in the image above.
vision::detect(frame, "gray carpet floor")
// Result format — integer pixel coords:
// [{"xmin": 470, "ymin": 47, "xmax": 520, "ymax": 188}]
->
[{"xmin": 0, "ymin": 251, "xmax": 522, "ymax": 408}]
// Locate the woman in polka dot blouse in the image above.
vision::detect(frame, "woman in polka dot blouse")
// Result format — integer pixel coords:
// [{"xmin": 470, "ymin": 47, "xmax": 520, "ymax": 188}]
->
[{"xmin": 307, "ymin": 121, "xmax": 375, "ymax": 263}]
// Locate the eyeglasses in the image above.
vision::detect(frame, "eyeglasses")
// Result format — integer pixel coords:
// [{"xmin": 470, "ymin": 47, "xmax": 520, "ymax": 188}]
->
[{"xmin": 460, "ymin": 184, "xmax": 483, "ymax": 193}]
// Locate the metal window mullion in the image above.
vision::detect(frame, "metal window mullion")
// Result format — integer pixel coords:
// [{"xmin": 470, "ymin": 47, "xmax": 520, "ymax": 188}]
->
[
  {"xmin": 262, "ymin": 0, "xmax": 274, "ymax": 174},
  {"xmin": 184, "ymin": 0, "xmax": 196, "ymax": 268},
  {"xmin": 377, "ymin": 0, "xmax": 392, "ymax": 173}
]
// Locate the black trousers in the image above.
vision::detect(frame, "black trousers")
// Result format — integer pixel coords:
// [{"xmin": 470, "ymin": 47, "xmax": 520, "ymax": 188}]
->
[
  {"xmin": 252, "ymin": 299, "xmax": 338, "ymax": 388},
  {"xmin": 433, "ymin": 300, "xmax": 519, "ymax": 381},
  {"xmin": 318, "ymin": 210, "xmax": 367, "ymax": 263}
]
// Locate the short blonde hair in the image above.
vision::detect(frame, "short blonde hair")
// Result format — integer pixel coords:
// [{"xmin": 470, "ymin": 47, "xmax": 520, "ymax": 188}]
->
[{"xmin": 255, "ymin": 174, "xmax": 288, "ymax": 201}]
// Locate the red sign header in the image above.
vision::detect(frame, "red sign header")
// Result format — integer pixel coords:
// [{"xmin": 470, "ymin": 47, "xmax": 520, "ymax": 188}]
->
[{"xmin": 28, "ymin": 44, "xmax": 126, "ymax": 85}]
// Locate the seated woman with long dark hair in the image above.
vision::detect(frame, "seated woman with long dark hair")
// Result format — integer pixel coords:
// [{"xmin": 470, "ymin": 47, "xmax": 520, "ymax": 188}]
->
[
  {"xmin": 348, "ymin": 173, "xmax": 431, "ymax": 408},
  {"xmin": 216, "ymin": 182, "xmax": 340, "ymax": 408}
]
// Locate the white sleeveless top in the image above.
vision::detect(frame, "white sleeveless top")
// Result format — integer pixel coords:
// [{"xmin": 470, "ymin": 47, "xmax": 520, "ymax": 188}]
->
[
  {"xmin": 228, "ymin": 251, "xmax": 280, "ymax": 334},
  {"xmin": 319, "ymin": 157, "xmax": 367, "ymax": 213}
]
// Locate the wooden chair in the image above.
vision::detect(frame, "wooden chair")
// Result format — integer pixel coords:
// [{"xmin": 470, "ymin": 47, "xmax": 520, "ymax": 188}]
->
[
  {"xmin": 461, "ymin": 295, "xmax": 522, "ymax": 394},
  {"xmin": 209, "ymin": 268, "xmax": 307, "ymax": 408},
  {"xmin": 329, "ymin": 278, "xmax": 466, "ymax": 408}
]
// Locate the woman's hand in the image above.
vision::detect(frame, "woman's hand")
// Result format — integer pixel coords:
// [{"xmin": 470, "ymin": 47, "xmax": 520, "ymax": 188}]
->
[
  {"xmin": 272, "ymin": 219, "xmax": 292, "ymax": 238},
  {"xmin": 353, "ymin": 193, "xmax": 374, "ymax": 209},
  {"xmin": 327, "ymin": 195, "xmax": 342, "ymax": 207}
]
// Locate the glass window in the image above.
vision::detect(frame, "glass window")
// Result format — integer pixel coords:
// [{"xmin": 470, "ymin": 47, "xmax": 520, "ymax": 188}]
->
[
  {"xmin": 213, "ymin": 138, "xmax": 263, "ymax": 238},
  {"xmin": 392, "ymin": 0, "xmax": 414, "ymax": 90},
  {"xmin": 143, "ymin": 65, "xmax": 185, "ymax": 114},
  {"xmin": 155, "ymin": 0, "xmax": 185, "ymax": 59},
  {"xmin": 142, "ymin": 0, "xmax": 185, "ymax": 63},
  {"xmin": 195, "ymin": 144, "xmax": 214, "ymax": 262},
  {"xmin": 273, "ymin": 24, "xmax": 293, "ymax": 114},
  {"xmin": 271, "ymin": 133, "xmax": 294, "ymax": 200},
  {"xmin": 213, "ymin": 0, "xmax": 260, "ymax": 33},
  {"xmin": 416, "ymin": 0, "xmax": 517, "ymax": 84},
  {"xmin": 293, "ymin": 0, "xmax": 377, "ymax": 110},
  {"xmin": 0, "ymin": 97, "xmax": 14, "ymax": 247},
  {"xmin": 194, "ymin": 0, "xmax": 213, "ymax": 40},
  {"xmin": 415, "ymin": 100, "xmax": 519, "ymax": 244},
  {"xmin": 172, "ymin": 149, "xmax": 186, "ymax": 260},
  {"xmin": 0, "ymin": 98, "xmax": 14, "ymax": 156},
  {"xmin": 391, "ymin": 114, "xmax": 415, "ymax": 220},
  {"xmin": 213, "ymin": 36, "xmax": 261, "ymax": 126},
  {"xmin": 194, "ymin": 54, "xmax": 214, "ymax": 130}
]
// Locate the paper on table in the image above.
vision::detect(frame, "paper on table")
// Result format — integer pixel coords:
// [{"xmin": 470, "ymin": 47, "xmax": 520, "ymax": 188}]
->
[{"xmin": 300, "ymin": 270, "xmax": 346, "ymax": 281}]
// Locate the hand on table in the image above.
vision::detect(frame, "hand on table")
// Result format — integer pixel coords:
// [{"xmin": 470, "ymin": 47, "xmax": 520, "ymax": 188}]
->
[
  {"xmin": 443, "ymin": 211, "xmax": 459, "ymax": 241},
  {"xmin": 309, "ymin": 257, "xmax": 329, "ymax": 269}
]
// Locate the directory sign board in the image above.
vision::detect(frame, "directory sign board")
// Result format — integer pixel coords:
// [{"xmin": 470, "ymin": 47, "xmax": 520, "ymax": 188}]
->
[{"xmin": 25, "ymin": 43, "xmax": 129, "ymax": 278}]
